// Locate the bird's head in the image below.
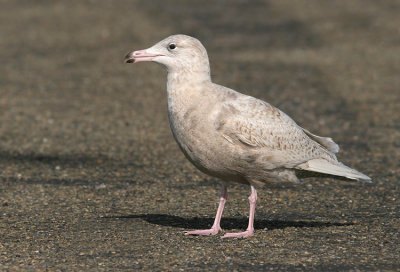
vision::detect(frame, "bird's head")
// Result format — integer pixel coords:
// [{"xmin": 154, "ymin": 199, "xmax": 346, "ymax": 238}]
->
[{"xmin": 125, "ymin": 34, "xmax": 210, "ymax": 77}]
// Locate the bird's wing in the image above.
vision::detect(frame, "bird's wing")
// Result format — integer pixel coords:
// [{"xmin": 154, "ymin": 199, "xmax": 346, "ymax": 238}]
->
[
  {"xmin": 215, "ymin": 96, "xmax": 337, "ymax": 169},
  {"xmin": 296, "ymin": 159, "xmax": 371, "ymax": 182}
]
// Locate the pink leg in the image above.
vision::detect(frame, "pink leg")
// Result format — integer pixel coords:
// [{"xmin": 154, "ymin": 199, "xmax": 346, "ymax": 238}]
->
[
  {"xmin": 184, "ymin": 185, "xmax": 227, "ymax": 236},
  {"xmin": 222, "ymin": 186, "xmax": 257, "ymax": 238}
]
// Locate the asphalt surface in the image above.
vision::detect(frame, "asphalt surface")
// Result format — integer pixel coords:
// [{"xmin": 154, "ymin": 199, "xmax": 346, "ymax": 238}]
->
[{"xmin": 0, "ymin": 0, "xmax": 399, "ymax": 271}]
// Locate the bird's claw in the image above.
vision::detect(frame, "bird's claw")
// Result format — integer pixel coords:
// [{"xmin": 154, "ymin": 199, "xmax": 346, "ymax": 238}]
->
[
  {"xmin": 221, "ymin": 230, "xmax": 254, "ymax": 238},
  {"xmin": 183, "ymin": 228, "xmax": 220, "ymax": 236}
]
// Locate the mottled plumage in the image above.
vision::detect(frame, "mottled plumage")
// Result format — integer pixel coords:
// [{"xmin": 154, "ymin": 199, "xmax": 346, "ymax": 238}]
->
[{"xmin": 125, "ymin": 34, "xmax": 371, "ymax": 238}]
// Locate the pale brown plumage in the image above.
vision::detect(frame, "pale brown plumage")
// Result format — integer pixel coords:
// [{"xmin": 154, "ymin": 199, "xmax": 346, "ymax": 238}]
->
[{"xmin": 125, "ymin": 34, "xmax": 371, "ymax": 238}]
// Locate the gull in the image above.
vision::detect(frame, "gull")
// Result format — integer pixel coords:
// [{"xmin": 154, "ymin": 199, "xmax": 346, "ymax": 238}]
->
[{"xmin": 125, "ymin": 34, "xmax": 371, "ymax": 238}]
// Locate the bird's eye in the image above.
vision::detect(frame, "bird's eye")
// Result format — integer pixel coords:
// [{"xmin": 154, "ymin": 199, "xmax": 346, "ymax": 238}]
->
[{"xmin": 168, "ymin": 43, "xmax": 176, "ymax": 50}]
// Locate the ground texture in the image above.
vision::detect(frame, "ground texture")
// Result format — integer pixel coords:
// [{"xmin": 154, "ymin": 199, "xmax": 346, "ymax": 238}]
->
[{"xmin": 0, "ymin": 0, "xmax": 399, "ymax": 271}]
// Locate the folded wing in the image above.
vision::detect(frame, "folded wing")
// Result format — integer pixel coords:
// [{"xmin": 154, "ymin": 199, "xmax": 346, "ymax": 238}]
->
[{"xmin": 215, "ymin": 94, "xmax": 370, "ymax": 182}]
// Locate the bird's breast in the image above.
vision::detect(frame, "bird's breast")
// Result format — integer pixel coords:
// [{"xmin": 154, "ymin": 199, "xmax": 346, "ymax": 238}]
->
[
  {"xmin": 166, "ymin": 88, "xmax": 223, "ymax": 173},
  {"xmin": 167, "ymin": 90, "xmax": 206, "ymax": 152}
]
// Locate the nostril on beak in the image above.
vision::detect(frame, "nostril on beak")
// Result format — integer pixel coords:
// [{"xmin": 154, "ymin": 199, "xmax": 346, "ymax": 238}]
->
[{"xmin": 133, "ymin": 50, "xmax": 147, "ymax": 56}]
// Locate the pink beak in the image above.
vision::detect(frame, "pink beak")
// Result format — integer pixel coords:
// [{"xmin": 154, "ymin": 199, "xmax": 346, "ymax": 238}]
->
[{"xmin": 124, "ymin": 49, "xmax": 164, "ymax": 63}]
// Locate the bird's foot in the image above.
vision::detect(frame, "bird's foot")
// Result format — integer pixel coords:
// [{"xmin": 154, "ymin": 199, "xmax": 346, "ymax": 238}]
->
[
  {"xmin": 222, "ymin": 229, "xmax": 254, "ymax": 238},
  {"xmin": 183, "ymin": 227, "xmax": 221, "ymax": 236}
]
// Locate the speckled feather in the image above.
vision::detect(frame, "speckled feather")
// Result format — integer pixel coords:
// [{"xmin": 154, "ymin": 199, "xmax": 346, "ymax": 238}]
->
[
  {"xmin": 126, "ymin": 34, "xmax": 371, "ymax": 187},
  {"xmin": 125, "ymin": 34, "xmax": 371, "ymax": 238}
]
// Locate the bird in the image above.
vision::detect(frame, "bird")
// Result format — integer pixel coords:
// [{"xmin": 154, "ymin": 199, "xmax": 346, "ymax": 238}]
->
[{"xmin": 124, "ymin": 34, "xmax": 371, "ymax": 238}]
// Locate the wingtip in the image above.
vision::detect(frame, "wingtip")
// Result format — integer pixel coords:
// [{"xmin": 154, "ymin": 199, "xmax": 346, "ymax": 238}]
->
[
  {"xmin": 348, "ymin": 171, "xmax": 371, "ymax": 183},
  {"xmin": 357, "ymin": 170, "xmax": 372, "ymax": 183},
  {"xmin": 358, "ymin": 176, "xmax": 372, "ymax": 183}
]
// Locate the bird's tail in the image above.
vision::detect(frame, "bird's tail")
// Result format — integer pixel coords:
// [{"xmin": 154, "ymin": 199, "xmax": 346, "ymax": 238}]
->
[{"xmin": 296, "ymin": 159, "xmax": 371, "ymax": 183}]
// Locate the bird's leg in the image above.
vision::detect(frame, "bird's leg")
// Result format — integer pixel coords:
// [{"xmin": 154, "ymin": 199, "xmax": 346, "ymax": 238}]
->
[
  {"xmin": 184, "ymin": 185, "xmax": 227, "ymax": 236},
  {"xmin": 222, "ymin": 185, "xmax": 257, "ymax": 238}
]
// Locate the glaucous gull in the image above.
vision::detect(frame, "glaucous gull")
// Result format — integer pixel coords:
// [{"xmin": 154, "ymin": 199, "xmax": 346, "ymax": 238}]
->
[{"xmin": 125, "ymin": 34, "xmax": 371, "ymax": 238}]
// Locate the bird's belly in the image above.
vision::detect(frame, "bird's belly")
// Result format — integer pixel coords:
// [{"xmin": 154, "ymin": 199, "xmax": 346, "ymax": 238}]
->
[{"xmin": 168, "ymin": 112, "xmax": 241, "ymax": 181}]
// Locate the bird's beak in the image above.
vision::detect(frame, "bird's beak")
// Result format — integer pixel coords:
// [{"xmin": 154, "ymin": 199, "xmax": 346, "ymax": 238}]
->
[{"xmin": 124, "ymin": 49, "xmax": 164, "ymax": 63}]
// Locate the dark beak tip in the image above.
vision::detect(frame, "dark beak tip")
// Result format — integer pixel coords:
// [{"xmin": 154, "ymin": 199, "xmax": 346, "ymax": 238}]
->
[{"xmin": 124, "ymin": 52, "xmax": 135, "ymax": 63}]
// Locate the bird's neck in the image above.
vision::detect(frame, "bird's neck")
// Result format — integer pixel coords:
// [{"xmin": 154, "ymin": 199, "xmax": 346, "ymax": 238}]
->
[
  {"xmin": 166, "ymin": 69, "xmax": 212, "ymax": 118},
  {"xmin": 166, "ymin": 69, "xmax": 211, "ymax": 95}
]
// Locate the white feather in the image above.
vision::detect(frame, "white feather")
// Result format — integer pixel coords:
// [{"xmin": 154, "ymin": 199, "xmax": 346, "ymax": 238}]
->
[
  {"xmin": 302, "ymin": 128, "xmax": 340, "ymax": 153},
  {"xmin": 296, "ymin": 159, "xmax": 371, "ymax": 182}
]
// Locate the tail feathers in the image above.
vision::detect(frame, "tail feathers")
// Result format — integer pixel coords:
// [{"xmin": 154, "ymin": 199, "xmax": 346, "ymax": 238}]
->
[
  {"xmin": 296, "ymin": 159, "xmax": 371, "ymax": 183},
  {"xmin": 302, "ymin": 129, "xmax": 340, "ymax": 154}
]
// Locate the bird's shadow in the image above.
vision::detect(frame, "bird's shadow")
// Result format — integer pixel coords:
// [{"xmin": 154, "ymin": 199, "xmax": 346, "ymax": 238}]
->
[
  {"xmin": 0, "ymin": 150, "xmax": 110, "ymax": 167},
  {"xmin": 103, "ymin": 213, "xmax": 353, "ymax": 231}
]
